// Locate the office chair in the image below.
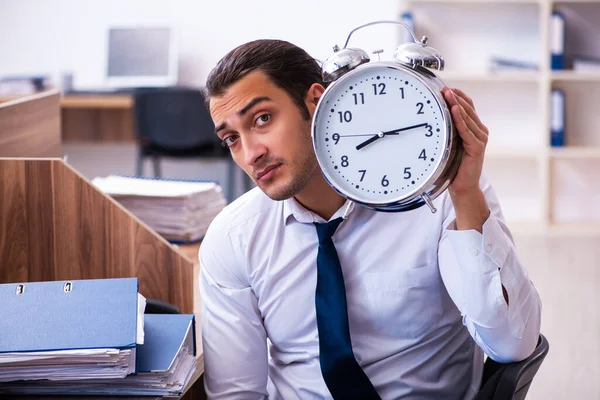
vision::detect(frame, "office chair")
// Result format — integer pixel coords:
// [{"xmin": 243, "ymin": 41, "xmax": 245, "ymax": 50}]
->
[
  {"xmin": 144, "ymin": 298, "xmax": 181, "ymax": 314},
  {"xmin": 476, "ymin": 334, "xmax": 549, "ymax": 400},
  {"xmin": 133, "ymin": 87, "xmax": 238, "ymax": 201}
]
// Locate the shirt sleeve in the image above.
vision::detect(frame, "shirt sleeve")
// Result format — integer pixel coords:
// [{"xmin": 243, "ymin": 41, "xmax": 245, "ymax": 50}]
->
[
  {"xmin": 199, "ymin": 216, "xmax": 269, "ymax": 399},
  {"xmin": 437, "ymin": 175, "xmax": 542, "ymax": 363}
]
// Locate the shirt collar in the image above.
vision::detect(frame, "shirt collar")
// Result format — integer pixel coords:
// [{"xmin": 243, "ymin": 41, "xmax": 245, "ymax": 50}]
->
[{"xmin": 283, "ymin": 197, "xmax": 356, "ymax": 225}]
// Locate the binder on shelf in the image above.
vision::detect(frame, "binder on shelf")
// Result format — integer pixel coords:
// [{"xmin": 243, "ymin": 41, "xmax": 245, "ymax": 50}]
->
[
  {"xmin": 0, "ymin": 278, "xmax": 145, "ymax": 383},
  {"xmin": 550, "ymin": 11, "xmax": 566, "ymax": 70},
  {"xmin": 551, "ymin": 88, "xmax": 565, "ymax": 147},
  {"xmin": 400, "ymin": 10, "xmax": 415, "ymax": 44},
  {"xmin": 1, "ymin": 314, "xmax": 198, "ymax": 396}
]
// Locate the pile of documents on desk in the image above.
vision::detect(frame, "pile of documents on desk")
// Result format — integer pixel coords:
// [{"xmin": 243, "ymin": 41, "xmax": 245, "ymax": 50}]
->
[
  {"xmin": 0, "ymin": 278, "xmax": 197, "ymax": 396},
  {"xmin": 92, "ymin": 175, "xmax": 227, "ymax": 243}
]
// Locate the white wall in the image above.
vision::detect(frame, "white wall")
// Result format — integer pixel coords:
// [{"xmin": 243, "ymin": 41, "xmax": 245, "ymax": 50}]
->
[{"xmin": 0, "ymin": 0, "xmax": 402, "ymax": 89}]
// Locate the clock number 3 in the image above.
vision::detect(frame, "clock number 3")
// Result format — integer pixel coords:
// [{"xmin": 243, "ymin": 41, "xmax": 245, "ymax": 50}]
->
[{"xmin": 425, "ymin": 124, "xmax": 433, "ymax": 137}]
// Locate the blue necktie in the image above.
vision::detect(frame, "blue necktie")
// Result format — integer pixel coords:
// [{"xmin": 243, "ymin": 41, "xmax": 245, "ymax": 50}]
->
[{"xmin": 314, "ymin": 218, "xmax": 381, "ymax": 399}]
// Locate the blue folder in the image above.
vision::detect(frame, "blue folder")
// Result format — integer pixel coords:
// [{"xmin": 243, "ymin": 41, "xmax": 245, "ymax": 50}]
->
[
  {"xmin": 0, "ymin": 313, "xmax": 198, "ymax": 396},
  {"xmin": 551, "ymin": 11, "xmax": 566, "ymax": 70},
  {"xmin": 0, "ymin": 278, "xmax": 141, "ymax": 354},
  {"xmin": 137, "ymin": 313, "xmax": 196, "ymax": 372}
]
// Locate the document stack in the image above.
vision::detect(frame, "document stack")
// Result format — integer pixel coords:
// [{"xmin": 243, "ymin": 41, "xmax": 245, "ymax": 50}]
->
[
  {"xmin": 0, "ymin": 278, "xmax": 197, "ymax": 396},
  {"xmin": 92, "ymin": 175, "xmax": 227, "ymax": 243},
  {"xmin": 573, "ymin": 57, "xmax": 600, "ymax": 73}
]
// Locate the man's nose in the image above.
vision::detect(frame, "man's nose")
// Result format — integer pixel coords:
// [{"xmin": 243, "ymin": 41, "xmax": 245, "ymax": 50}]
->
[{"xmin": 242, "ymin": 135, "xmax": 267, "ymax": 168}]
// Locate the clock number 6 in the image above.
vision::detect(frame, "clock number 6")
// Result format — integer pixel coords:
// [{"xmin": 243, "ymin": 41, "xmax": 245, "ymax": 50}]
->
[{"xmin": 381, "ymin": 175, "xmax": 389, "ymax": 187}]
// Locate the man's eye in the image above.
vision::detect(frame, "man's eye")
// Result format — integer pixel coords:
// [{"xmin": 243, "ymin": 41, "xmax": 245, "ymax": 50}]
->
[
  {"xmin": 221, "ymin": 135, "xmax": 238, "ymax": 148},
  {"xmin": 255, "ymin": 114, "xmax": 271, "ymax": 127}
]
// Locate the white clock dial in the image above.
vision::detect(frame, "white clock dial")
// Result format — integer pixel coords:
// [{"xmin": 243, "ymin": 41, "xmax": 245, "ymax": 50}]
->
[{"xmin": 313, "ymin": 64, "xmax": 450, "ymax": 205}]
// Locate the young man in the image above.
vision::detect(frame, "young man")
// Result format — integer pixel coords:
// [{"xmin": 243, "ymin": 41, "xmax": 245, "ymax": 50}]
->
[{"xmin": 199, "ymin": 39, "xmax": 541, "ymax": 400}]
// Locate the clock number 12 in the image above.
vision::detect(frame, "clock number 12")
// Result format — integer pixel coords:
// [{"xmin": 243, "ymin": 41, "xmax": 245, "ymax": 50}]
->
[{"xmin": 372, "ymin": 83, "xmax": 386, "ymax": 95}]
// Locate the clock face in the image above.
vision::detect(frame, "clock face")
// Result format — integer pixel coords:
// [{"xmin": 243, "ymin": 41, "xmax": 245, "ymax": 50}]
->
[{"xmin": 312, "ymin": 63, "xmax": 450, "ymax": 205}]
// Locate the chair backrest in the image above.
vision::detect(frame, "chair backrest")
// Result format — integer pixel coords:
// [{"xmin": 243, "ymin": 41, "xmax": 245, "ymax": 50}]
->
[
  {"xmin": 479, "ymin": 334, "xmax": 549, "ymax": 400},
  {"xmin": 133, "ymin": 87, "xmax": 219, "ymax": 152}
]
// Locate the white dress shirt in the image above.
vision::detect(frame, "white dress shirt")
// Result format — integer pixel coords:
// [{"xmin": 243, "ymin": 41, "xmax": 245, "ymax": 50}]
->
[{"xmin": 199, "ymin": 176, "xmax": 542, "ymax": 399}]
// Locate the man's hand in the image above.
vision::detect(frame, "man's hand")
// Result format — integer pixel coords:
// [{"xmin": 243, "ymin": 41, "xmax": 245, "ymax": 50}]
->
[{"xmin": 443, "ymin": 87, "xmax": 490, "ymax": 232}]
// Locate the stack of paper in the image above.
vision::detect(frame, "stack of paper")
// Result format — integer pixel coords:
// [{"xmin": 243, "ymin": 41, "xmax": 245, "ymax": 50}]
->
[
  {"xmin": 573, "ymin": 57, "xmax": 600, "ymax": 72},
  {"xmin": 0, "ymin": 314, "xmax": 197, "ymax": 396},
  {"xmin": 488, "ymin": 56, "xmax": 539, "ymax": 72},
  {"xmin": 0, "ymin": 278, "xmax": 144, "ymax": 384},
  {"xmin": 92, "ymin": 175, "xmax": 227, "ymax": 243}
]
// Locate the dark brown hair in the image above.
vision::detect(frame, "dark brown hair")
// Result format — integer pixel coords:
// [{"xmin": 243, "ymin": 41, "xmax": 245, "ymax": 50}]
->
[{"xmin": 204, "ymin": 39, "xmax": 326, "ymax": 120}]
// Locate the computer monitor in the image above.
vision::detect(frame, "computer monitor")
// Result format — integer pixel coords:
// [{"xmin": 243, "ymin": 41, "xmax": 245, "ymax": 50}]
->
[{"xmin": 105, "ymin": 26, "xmax": 178, "ymax": 88}]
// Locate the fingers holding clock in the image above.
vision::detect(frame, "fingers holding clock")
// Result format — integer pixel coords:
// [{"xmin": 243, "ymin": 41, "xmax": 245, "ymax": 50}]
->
[
  {"xmin": 443, "ymin": 88, "xmax": 489, "ymax": 149},
  {"xmin": 451, "ymin": 88, "xmax": 489, "ymax": 138}
]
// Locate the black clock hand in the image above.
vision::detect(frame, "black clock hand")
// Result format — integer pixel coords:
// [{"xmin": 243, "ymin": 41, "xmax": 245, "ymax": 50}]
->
[{"xmin": 355, "ymin": 123, "xmax": 430, "ymax": 150}]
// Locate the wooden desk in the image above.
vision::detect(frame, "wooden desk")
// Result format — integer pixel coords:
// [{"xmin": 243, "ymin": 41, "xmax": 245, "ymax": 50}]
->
[
  {"xmin": 61, "ymin": 94, "xmax": 135, "ymax": 142},
  {"xmin": 1, "ymin": 93, "xmax": 135, "ymax": 142},
  {"xmin": 0, "ymin": 92, "xmax": 206, "ymax": 399}
]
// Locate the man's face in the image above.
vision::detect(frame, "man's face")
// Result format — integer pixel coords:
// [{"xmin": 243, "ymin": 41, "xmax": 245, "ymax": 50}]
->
[{"xmin": 210, "ymin": 71, "xmax": 322, "ymax": 201}]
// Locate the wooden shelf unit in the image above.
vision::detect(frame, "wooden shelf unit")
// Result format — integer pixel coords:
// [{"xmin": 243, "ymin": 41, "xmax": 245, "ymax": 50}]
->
[{"xmin": 400, "ymin": 0, "xmax": 600, "ymax": 234}]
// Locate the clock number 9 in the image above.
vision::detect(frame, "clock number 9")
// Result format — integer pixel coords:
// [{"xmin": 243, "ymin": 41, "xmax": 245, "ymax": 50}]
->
[
  {"xmin": 332, "ymin": 133, "xmax": 340, "ymax": 144},
  {"xmin": 341, "ymin": 156, "xmax": 349, "ymax": 167}
]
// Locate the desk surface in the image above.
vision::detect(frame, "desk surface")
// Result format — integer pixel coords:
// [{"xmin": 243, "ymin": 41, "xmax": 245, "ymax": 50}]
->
[
  {"xmin": 1, "ymin": 94, "xmax": 133, "ymax": 109},
  {"xmin": 1, "ymin": 93, "xmax": 135, "ymax": 142},
  {"xmin": 61, "ymin": 94, "xmax": 133, "ymax": 109}
]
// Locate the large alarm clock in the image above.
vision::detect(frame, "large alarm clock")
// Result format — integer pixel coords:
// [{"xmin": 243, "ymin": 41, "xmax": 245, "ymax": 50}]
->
[{"xmin": 311, "ymin": 20, "xmax": 463, "ymax": 213}]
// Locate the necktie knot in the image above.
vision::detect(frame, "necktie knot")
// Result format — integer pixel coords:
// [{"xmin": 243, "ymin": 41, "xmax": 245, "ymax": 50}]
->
[{"xmin": 315, "ymin": 217, "xmax": 343, "ymax": 244}]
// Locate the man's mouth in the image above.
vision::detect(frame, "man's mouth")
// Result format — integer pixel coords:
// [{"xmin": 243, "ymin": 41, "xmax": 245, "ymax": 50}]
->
[{"xmin": 255, "ymin": 164, "xmax": 281, "ymax": 182}]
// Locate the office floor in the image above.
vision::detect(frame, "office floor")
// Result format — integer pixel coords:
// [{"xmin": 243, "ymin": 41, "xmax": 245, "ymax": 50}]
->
[{"xmin": 511, "ymin": 234, "xmax": 599, "ymax": 400}]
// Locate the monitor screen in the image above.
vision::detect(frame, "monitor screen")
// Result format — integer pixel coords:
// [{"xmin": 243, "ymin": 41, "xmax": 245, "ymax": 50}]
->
[{"xmin": 106, "ymin": 27, "xmax": 177, "ymax": 87}]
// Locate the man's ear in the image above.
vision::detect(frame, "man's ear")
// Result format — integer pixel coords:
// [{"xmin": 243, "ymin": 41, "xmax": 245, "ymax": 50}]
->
[{"xmin": 305, "ymin": 83, "xmax": 326, "ymax": 116}]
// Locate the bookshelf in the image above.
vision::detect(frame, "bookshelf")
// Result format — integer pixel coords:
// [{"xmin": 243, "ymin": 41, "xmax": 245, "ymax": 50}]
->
[{"xmin": 399, "ymin": 0, "xmax": 600, "ymax": 236}]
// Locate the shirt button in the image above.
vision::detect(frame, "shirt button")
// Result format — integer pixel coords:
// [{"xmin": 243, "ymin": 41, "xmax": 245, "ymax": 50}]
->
[
  {"xmin": 485, "ymin": 244, "xmax": 493, "ymax": 253},
  {"xmin": 472, "ymin": 249, "xmax": 479, "ymax": 256}
]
